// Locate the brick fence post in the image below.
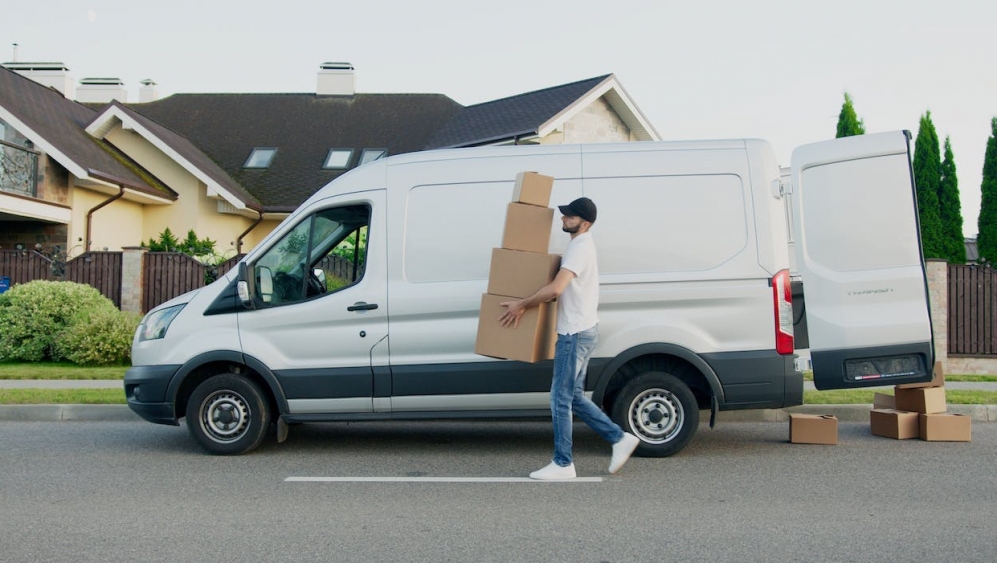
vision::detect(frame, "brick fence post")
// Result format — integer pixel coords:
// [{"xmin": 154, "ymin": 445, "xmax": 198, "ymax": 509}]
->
[
  {"xmin": 121, "ymin": 246, "xmax": 147, "ymax": 314},
  {"xmin": 925, "ymin": 259, "xmax": 948, "ymax": 372}
]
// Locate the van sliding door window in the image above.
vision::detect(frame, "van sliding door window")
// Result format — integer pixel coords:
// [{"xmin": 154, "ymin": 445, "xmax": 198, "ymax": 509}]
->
[{"xmin": 253, "ymin": 205, "xmax": 370, "ymax": 305}]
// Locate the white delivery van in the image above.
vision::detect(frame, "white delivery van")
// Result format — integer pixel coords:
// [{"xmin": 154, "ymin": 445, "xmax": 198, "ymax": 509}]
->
[{"xmin": 125, "ymin": 131, "xmax": 934, "ymax": 455}]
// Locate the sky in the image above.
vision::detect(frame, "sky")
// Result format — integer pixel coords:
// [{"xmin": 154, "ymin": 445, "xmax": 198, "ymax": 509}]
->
[{"xmin": 3, "ymin": 0, "xmax": 996, "ymax": 237}]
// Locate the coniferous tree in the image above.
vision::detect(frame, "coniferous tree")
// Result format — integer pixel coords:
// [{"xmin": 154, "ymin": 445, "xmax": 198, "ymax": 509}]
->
[
  {"xmin": 938, "ymin": 136, "xmax": 966, "ymax": 263},
  {"xmin": 913, "ymin": 112, "xmax": 944, "ymax": 258},
  {"xmin": 978, "ymin": 118, "xmax": 997, "ymax": 264},
  {"xmin": 835, "ymin": 92, "xmax": 866, "ymax": 138}
]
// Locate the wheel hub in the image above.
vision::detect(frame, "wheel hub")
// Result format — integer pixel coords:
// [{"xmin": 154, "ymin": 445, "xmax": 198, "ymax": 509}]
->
[
  {"xmin": 629, "ymin": 388, "xmax": 684, "ymax": 444},
  {"xmin": 200, "ymin": 391, "xmax": 250, "ymax": 444}
]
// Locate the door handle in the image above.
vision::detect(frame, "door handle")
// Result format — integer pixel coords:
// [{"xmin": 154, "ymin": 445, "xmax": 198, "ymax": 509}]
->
[{"xmin": 347, "ymin": 302, "xmax": 379, "ymax": 312}]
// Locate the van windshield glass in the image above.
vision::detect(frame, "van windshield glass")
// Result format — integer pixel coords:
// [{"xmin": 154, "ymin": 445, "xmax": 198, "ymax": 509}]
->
[{"xmin": 254, "ymin": 204, "xmax": 370, "ymax": 305}]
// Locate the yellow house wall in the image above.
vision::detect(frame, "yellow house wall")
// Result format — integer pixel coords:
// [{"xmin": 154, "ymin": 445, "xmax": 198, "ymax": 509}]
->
[
  {"xmin": 105, "ymin": 127, "xmax": 254, "ymax": 257},
  {"xmin": 68, "ymin": 186, "xmax": 144, "ymax": 253}
]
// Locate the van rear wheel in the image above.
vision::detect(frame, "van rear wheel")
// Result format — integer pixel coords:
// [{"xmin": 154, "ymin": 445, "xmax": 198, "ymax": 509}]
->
[
  {"xmin": 186, "ymin": 374, "xmax": 270, "ymax": 455},
  {"xmin": 611, "ymin": 371, "xmax": 698, "ymax": 457}
]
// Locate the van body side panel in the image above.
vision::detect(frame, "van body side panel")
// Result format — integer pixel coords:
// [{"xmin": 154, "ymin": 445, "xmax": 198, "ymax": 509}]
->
[
  {"xmin": 703, "ymin": 351, "xmax": 802, "ymax": 409},
  {"xmin": 384, "ymin": 152, "xmax": 583, "ymax": 411}
]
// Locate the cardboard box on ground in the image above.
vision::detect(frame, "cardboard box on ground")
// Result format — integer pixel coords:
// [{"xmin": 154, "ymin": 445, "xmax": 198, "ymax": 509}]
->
[
  {"xmin": 868, "ymin": 362, "xmax": 971, "ymax": 442},
  {"xmin": 789, "ymin": 414, "xmax": 838, "ymax": 445},
  {"xmin": 475, "ymin": 172, "xmax": 560, "ymax": 363}
]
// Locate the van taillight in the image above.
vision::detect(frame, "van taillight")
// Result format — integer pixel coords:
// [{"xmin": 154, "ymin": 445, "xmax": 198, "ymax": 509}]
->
[{"xmin": 772, "ymin": 269, "xmax": 794, "ymax": 355}]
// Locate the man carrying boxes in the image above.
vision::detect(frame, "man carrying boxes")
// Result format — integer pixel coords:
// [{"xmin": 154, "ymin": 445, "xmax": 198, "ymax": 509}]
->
[{"xmin": 478, "ymin": 171, "xmax": 639, "ymax": 480}]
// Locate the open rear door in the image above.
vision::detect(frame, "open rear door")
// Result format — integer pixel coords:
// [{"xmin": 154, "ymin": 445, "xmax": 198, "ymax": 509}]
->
[{"xmin": 791, "ymin": 131, "xmax": 933, "ymax": 390}]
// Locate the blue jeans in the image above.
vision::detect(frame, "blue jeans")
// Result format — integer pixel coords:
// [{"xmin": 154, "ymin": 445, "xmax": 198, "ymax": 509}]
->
[{"xmin": 550, "ymin": 325, "xmax": 624, "ymax": 466}]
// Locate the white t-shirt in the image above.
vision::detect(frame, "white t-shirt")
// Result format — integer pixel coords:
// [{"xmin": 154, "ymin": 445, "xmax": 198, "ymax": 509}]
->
[{"xmin": 556, "ymin": 232, "xmax": 599, "ymax": 335}]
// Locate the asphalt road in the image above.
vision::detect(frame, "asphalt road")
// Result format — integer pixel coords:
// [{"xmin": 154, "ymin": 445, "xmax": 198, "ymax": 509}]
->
[{"xmin": 2, "ymin": 419, "xmax": 996, "ymax": 563}]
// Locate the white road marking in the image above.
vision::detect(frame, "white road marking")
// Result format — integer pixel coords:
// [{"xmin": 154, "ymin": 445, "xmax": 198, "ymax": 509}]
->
[{"xmin": 285, "ymin": 476, "xmax": 603, "ymax": 483}]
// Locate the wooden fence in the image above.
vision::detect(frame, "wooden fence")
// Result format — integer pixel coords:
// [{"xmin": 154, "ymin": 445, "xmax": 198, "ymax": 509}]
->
[
  {"xmin": 142, "ymin": 253, "xmax": 243, "ymax": 312},
  {"xmin": 0, "ymin": 249, "xmax": 122, "ymax": 307},
  {"xmin": 0, "ymin": 250, "xmax": 53, "ymax": 285},
  {"xmin": 948, "ymin": 263, "xmax": 997, "ymax": 356},
  {"xmin": 65, "ymin": 252, "xmax": 122, "ymax": 308}
]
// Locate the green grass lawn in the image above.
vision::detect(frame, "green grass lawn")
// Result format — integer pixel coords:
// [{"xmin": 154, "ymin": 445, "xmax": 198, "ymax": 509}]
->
[
  {"xmin": 801, "ymin": 371, "xmax": 997, "ymax": 383},
  {"xmin": 804, "ymin": 389, "xmax": 997, "ymax": 405},
  {"xmin": 0, "ymin": 362, "xmax": 127, "ymax": 380},
  {"xmin": 0, "ymin": 388, "xmax": 126, "ymax": 404}
]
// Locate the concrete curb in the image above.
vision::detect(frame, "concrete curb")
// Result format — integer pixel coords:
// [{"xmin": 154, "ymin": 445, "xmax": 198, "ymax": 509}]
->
[
  {"xmin": 1, "ymin": 404, "xmax": 995, "ymax": 423},
  {"xmin": 0, "ymin": 404, "xmax": 140, "ymax": 422}
]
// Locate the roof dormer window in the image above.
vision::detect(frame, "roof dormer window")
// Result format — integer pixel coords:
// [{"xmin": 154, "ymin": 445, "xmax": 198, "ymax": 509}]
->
[
  {"xmin": 323, "ymin": 149, "xmax": 354, "ymax": 169},
  {"xmin": 244, "ymin": 148, "xmax": 277, "ymax": 168}
]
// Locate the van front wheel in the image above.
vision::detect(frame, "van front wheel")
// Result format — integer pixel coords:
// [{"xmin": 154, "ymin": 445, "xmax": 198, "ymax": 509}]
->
[
  {"xmin": 611, "ymin": 371, "xmax": 698, "ymax": 457},
  {"xmin": 186, "ymin": 375, "xmax": 270, "ymax": 455}
]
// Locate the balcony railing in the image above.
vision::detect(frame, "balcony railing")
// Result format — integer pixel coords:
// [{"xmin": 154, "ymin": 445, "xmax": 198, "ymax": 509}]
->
[{"xmin": 0, "ymin": 138, "xmax": 39, "ymax": 198}]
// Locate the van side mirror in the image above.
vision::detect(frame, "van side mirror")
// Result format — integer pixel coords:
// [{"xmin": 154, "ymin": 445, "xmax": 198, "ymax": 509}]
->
[{"xmin": 313, "ymin": 268, "xmax": 326, "ymax": 287}]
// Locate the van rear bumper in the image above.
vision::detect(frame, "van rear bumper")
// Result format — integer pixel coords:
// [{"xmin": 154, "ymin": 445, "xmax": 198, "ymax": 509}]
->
[
  {"xmin": 703, "ymin": 351, "xmax": 803, "ymax": 410},
  {"xmin": 124, "ymin": 364, "xmax": 181, "ymax": 425}
]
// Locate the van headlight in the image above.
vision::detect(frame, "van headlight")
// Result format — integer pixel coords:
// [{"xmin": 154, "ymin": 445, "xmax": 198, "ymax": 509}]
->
[{"xmin": 138, "ymin": 304, "xmax": 186, "ymax": 342}]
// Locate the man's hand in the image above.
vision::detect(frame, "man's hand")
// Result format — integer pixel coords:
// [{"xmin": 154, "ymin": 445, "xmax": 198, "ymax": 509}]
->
[{"xmin": 498, "ymin": 299, "xmax": 527, "ymax": 328}]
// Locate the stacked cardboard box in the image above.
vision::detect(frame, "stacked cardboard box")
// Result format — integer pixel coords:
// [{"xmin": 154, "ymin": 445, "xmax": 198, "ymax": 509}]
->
[
  {"xmin": 475, "ymin": 172, "xmax": 561, "ymax": 363},
  {"xmin": 869, "ymin": 362, "xmax": 971, "ymax": 441}
]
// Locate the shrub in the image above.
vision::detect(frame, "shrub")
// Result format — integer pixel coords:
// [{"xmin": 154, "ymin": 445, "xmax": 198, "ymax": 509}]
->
[
  {"xmin": 0, "ymin": 280, "xmax": 119, "ymax": 362},
  {"xmin": 55, "ymin": 308, "xmax": 141, "ymax": 366}
]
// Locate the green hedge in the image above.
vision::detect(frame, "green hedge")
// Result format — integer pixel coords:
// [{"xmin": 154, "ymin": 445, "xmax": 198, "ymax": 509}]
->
[{"xmin": 0, "ymin": 280, "xmax": 140, "ymax": 365}]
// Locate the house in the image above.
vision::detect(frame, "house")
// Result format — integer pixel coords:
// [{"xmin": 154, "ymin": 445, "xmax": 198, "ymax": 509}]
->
[{"xmin": 1, "ymin": 61, "xmax": 658, "ymax": 258}]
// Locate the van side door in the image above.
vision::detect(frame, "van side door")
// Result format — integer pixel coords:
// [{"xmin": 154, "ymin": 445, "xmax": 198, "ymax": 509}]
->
[
  {"xmin": 791, "ymin": 131, "xmax": 934, "ymax": 390},
  {"xmin": 237, "ymin": 191, "xmax": 387, "ymax": 413}
]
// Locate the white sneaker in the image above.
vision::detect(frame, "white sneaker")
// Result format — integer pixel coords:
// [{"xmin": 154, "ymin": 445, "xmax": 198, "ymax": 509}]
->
[
  {"xmin": 609, "ymin": 433, "xmax": 640, "ymax": 474},
  {"xmin": 529, "ymin": 461, "xmax": 576, "ymax": 480}
]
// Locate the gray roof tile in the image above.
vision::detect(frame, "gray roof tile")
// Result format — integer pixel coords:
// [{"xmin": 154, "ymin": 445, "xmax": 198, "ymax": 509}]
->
[
  {"xmin": 0, "ymin": 65, "xmax": 164, "ymax": 196},
  {"xmin": 425, "ymin": 75, "xmax": 611, "ymax": 149}
]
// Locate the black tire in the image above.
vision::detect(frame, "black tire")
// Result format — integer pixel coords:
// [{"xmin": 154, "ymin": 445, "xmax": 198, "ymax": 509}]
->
[
  {"xmin": 611, "ymin": 371, "xmax": 699, "ymax": 458},
  {"xmin": 185, "ymin": 374, "xmax": 271, "ymax": 455}
]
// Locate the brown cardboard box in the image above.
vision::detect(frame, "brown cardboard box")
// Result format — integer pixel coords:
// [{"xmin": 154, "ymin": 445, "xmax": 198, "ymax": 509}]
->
[
  {"xmin": 487, "ymin": 248, "xmax": 561, "ymax": 299},
  {"xmin": 789, "ymin": 414, "xmax": 838, "ymax": 445},
  {"xmin": 919, "ymin": 413, "xmax": 971, "ymax": 442},
  {"xmin": 502, "ymin": 203, "xmax": 554, "ymax": 253},
  {"xmin": 870, "ymin": 409, "xmax": 919, "ymax": 439},
  {"xmin": 512, "ymin": 172, "xmax": 554, "ymax": 207},
  {"xmin": 873, "ymin": 392, "xmax": 896, "ymax": 410},
  {"xmin": 475, "ymin": 293, "xmax": 556, "ymax": 363},
  {"xmin": 894, "ymin": 386, "xmax": 946, "ymax": 414},
  {"xmin": 895, "ymin": 361, "xmax": 945, "ymax": 389}
]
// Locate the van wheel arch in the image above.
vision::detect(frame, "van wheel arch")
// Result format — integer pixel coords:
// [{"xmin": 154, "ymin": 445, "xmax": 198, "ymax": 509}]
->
[
  {"xmin": 169, "ymin": 354, "xmax": 285, "ymax": 422},
  {"xmin": 593, "ymin": 345, "xmax": 722, "ymax": 412}
]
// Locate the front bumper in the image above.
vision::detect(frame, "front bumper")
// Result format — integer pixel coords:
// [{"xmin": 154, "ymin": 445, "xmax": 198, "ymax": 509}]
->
[{"xmin": 124, "ymin": 364, "xmax": 181, "ymax": 425}]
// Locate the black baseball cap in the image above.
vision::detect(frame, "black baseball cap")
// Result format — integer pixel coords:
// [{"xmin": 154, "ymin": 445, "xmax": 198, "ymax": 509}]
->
[{"xmin": 558, "ymin": 197, "xmax": 597, "ymax": 223}]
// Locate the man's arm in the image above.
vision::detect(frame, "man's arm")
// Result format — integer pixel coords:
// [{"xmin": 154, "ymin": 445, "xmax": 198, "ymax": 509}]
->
[{"xmin": 497, "ymin": 268, "xmax": 575, "ymax": 328}]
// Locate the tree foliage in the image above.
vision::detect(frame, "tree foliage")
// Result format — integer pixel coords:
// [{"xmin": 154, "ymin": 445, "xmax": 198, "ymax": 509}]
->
[
  {"xmin": 938, "ymin": 136, "xmax": 966, "ymax": 263},
  {"xmin": 143, "ymin": 228, "xmax": 217, "ymax": 257},
  {"xmin": 913, "ymin": 112, "xmax": 944, "ymax": 259},
  {"xmin": 835, "ymin": 92, "xmax": 866, "ymax": 138},
  {"xmin": 978, "ymin": 117, "xmax": 997, "ymax": 264}
]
